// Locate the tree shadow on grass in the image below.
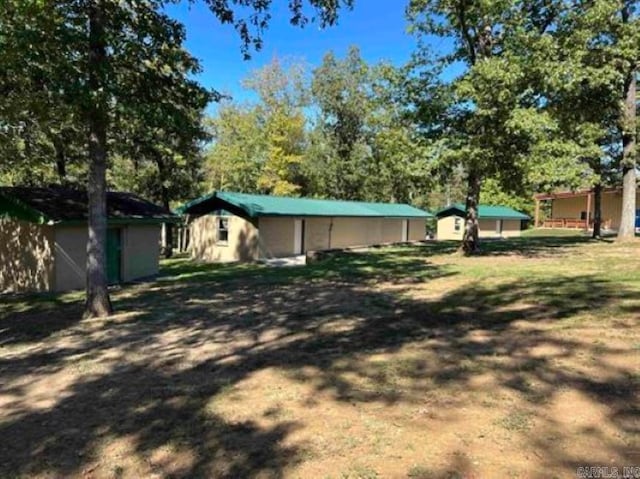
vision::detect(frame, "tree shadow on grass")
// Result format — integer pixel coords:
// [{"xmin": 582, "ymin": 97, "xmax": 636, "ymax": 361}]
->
[
  {"xmin": 155, "ymin": 234, "xmax": 595, "ymax": 290},
  {"xmin": 0, "ymin": 246, "xmax": 638, "ymax": 477},
  {"xmin": 321, "ymin": 235, "xmax": 597, "ymax": 263},
  {"xmin": 476, "ymin": 235, "xmax": 600, "ymax": 257},
  {"xmin": 0, "ymin": 297, "xmax": 84, "ymax": 346},
  {"xmin": 157, "ymin": 246, "xmax": 452, "ymax": 288},
  {"xmin": 1, "ymin": 362, "xmax": 302, "ymax": 478}
]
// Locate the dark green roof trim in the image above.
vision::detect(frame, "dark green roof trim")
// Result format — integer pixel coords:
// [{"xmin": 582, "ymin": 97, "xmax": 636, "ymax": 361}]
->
[
  {"xmin": 177, "ymin": 191, "xmax": 433, "ymax": 219},
  {"xmin": 174, "ymin": 191, "xmax": 216, "ymax": 215},
  {"xmin": 0, "ymin": 186, "xmax": 177, "ymax": 224},
  {"xmin": 56, "ymin": 217, "xmax": 179, "ymax": 226},
  {"xmin": 0, "ymin": 192, "xmax": 50, "ymax": 224},
  {"xmin": 435, "ymin": 203, "xmax": 530, "ymax": 220}
]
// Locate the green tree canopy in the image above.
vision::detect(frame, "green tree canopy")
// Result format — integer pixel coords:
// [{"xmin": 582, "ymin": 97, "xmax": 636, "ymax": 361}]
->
[
  {"xmin": 1, "ymin": 0, "xmax": 353, "ymax": 317},
  {"xmin": 406, "ymin": 0, "xmax": 614, "ymax": 251}
]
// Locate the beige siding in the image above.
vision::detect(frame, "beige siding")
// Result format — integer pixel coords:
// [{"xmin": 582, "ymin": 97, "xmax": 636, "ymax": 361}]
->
[
  {"xmin": 595, "ymin": 190, "xmax": 639, "ymax": 230},
  {"xmin": 54, "ymin": 226, "xmax": 87, "ymax": 291},
  {"xmin": 478, "ymin": 219, "xmax": 523, "ymax": 238},
  {"xmin": 305, "ymin": 217, "xmax": 333, "ymax": 252},
  {"xmin": 381, "ymin": 219, "xmax": 402, "ymax": 243},
  {"xmin": 551, "ymin": 195, "xmax": 589, "ymax": 219},
  {"xmin": 191, "ymin": 214, "xmax": 428, "ymax": 262},
  {"xmin": 189, "ymin": 215, "xmax": 259, "ymax": 262},
  {"xmin": 328, "ymin": 217, "xmax": 424, "ymax": 249},
  {"xmin": 331, "ymin": 217, "xmax": 381, "ymax": 249},
  {"xmin": 305, "ymin": 217, "xmax": 424, "ymax": 254},
  {"xmin": 438, "ymin": 216, "xmax": 522, "ymax": 240},
  {"xmin": 500, "ymin": 220, "xmax": 523, "ymax": 238},
  {"xmin": 478, "ymin": 219, "xmax": 495, "ymax": 236},
  {"xmin": 0, "ymin": 218, "xmax": 55, "ymax": 293},
  {"xmin": 549, "ymin": 191, "xmax": 639, "ymax": 230},
  {"xmin": 478, "ymin": 219, "xmax": 501, "ymax": 238},
  {"xmin": 122, "ymin": 225, "xmax": 161, "ymax": 281},
  {"xmin": 302, "ymin": 217, "xmax": 384, "ymax": 250},
  {"xmin": 437, "ymin": 216, "xmax": 464, "ymax": 240},
  {"xmin": 55, "ymin": 224, "xmax": 162, "ymax": 292},
  {"xmin": 600, "ymin": 191, "xmax": 622, "ymax": 229},
  {"xmin": 408, "ymin": 219, "xmax": 426, "ymax": 241},
  {"xmin": 256, "ymin": 217, "xmax": 296, "ymax": 258}
]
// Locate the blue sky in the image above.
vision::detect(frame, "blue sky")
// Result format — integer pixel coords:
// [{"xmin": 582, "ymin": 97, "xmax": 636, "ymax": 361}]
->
[{"xmin": 165, "ymin": 0, "xmax": 432, "ymax": 104}]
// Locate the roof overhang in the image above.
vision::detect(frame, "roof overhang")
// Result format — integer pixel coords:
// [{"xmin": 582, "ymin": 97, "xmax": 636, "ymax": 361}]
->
[
  {"xmin": 0, "ymin": 190, "xmax": 179, "ymax": 225},
  {"xmin": 435, "ymin": 206, "xmax": 465, "ymax": 219},
  {"xmin": 534, "ymin": 187, "xmax": 622, "ymax": 201},
  {"xmin": 175, "ymin": 193, "xmax": 255, "ymax": 221},
  {"xmin": 55, "ymin": 217, "xmax": 180, "ymax": 226},
  {"xmin": 177, "ymin": 192, "xmax": 433, "ymax": 219},
  {"xmin": 435, "ymin": 206, "xmax": 529, "ymax": 220},
  {"xmin": 0, "ymin": 192, "xmax": 50, "ymax": 224}
]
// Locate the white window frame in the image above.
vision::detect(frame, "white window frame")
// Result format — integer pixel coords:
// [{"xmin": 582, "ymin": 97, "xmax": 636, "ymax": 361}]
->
[{"xmin": 217, "ymin": 217, "xmax": 229, "ymax": 245}]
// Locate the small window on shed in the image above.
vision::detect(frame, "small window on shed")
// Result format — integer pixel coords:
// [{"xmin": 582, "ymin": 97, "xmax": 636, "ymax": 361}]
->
[
  {"xmin": 217, "ymin": 218, "xmax": 229, "ymax": 244},
  {"xmin": 454, "ymin": 217, "xmax": 461, "ymax": 232},
  {"xmin": 580, "ymin": 211, "xmax": 587, "ymax": 220}
]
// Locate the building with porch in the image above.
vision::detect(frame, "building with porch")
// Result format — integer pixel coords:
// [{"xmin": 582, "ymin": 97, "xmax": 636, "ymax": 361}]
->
[{"xmin": 533, "ymin": 188, "xmax": 640, "ymax": 231}]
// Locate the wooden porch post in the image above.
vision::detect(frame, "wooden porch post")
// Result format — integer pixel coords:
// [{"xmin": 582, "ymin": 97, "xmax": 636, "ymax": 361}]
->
[
  {"xmin": 586, "ymin": 193, "xmax": 592, "ymax": 230},
  {"xmin": 534, "ymin": 199, "xmax": 540, "ymax": 227}
]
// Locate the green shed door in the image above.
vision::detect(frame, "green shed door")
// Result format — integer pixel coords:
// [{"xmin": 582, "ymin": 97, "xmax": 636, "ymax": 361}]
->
[{"xmin": 106, "ymin": 228, "xmax": 122, "ymax": 284}]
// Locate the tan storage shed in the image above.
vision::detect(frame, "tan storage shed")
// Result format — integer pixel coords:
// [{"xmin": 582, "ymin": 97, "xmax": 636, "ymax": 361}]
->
[
  {"xmin": 178, "ymin": 192, "xmax": 432, "ymax": 263},
  {"xmin": 435, "ymin": 204, "xmax": 529, "ymax": 240},
  {"xmin": 0, "ymin": 186, "xmax": 176, "ymax": 293}
]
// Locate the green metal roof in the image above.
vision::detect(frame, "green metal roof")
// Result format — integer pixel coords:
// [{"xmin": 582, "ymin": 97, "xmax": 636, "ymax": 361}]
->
[
  {"xmin": 177, "ymin": 191, "xmax": 433, "ymax": 219},
  {"xmin": 0, "ymin": 186, "xmax": 178, "ymax": 225},
  {"xmin": 435, "ymin": 203, "xmax": 530, "ymax": 220}
]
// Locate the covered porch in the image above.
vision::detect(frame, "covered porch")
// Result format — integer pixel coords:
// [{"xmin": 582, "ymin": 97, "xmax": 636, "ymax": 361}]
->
[
  {"xmin": 533, "ymin": 188, "xmax": 625, "ymax": 231},
  {"xmin": 539, "ymin": 217, "xmax": 590, "ymax": 229}
]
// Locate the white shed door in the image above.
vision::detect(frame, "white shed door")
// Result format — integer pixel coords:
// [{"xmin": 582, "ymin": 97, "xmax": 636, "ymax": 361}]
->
[{"xmin": 401, "ymin": 219, "xmax": 409, "ymax": 242}]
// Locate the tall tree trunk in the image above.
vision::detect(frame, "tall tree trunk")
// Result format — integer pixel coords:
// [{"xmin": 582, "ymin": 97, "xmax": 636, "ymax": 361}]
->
[
  {"xmin": 455, "ymin": 3, "xmax": 488, "ymax": 255},
  {"xmin": 154, "ymin": 151, "xmax": 173, "ymax": 258},
  {"xmin": 84, "ymin": 0, "xmax": 113, "ymax": 318},
  {"xmin": 618, "ymin": 68, "xmax": 637, "ymax": 241},
  {"xmin": 161, "ymin": 188, "xmax": 173, "ymax": 259},
  {"xmin": 461, "ymin": 168, "xmax": 481, "ymax": 254},
  {"xmin": 592, "ymin": 183, "xmax": 602, "ymax": 239},
  {"xmin": 53, "ymin": 138, "xmax": 67, "ymax": 183}
]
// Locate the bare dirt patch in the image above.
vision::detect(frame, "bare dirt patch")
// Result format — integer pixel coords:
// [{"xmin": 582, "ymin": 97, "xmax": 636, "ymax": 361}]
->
[{"xmin": 1, "ymin": 238, "xmax": 638, "ymax": 478}]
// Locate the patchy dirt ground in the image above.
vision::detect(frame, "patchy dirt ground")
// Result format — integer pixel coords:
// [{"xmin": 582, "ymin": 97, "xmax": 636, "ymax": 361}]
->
[{"xmin": 1, "ymin": 237, "xmax": 639, "ymax": 478}]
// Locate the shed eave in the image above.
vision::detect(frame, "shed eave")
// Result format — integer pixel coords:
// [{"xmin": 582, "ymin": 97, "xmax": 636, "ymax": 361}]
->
[
  {"xmin": 0, "ymin": 192, "xmax": 51, "ymax": 224},
  {"xmin": 173, "ymin": 192, "xmax": 216, "ymax": 215},
  {"xmin": 55, "ymin": 217, "xmax": 178, "ymax": 227},
  {"xmin": 253, "ymin": 213, "xmax": 432, "ymax": 218}
]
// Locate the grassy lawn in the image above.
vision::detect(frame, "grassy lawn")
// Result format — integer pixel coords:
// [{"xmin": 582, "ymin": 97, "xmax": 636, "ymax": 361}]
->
[
  {"xmin": 520, "ymin": 227, "xmax": 588, "ymax": 237},
  {"xmin": 1, "ymin": 236, "xmax": 639, "ymax": 478}
]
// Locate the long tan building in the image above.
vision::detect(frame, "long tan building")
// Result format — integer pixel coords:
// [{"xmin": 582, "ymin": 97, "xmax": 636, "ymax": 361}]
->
[
  {"xmin": 0, "ymin": 186, "xmax": 176, "ymax": 293},
  {"xmin": 534, "ymin": 188, "xmax": 640, "ymax": 231},
  {"xmin": 178, "ymin": 192, "xmax": 432, "ymax": 262}
]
